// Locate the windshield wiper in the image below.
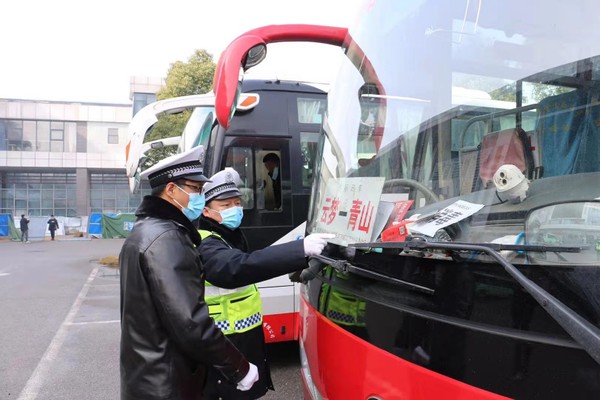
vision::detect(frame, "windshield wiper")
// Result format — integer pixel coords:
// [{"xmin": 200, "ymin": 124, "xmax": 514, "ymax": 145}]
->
[
  {"xmin": 301, "ymin": 254, "xmax": 434, "ymax": 295},
  {"xmin": 351, "ymin": 240, "xmax": 581, "ymax": 254},
  {"xmin": 349, "ymin": 239, "xmax": 600, "ymax": 365}
]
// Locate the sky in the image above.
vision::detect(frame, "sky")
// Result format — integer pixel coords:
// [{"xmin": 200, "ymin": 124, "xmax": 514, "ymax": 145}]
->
[{"xmin": 0, "ymin": 0, "xmax": 362, "ymax": 104}]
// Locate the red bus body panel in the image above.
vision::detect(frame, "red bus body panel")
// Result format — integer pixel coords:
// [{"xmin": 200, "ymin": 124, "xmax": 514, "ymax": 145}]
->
[
  {"xmin": 262, "ymin": 311, "xmax": 298, "ymax": 343},
  {"xmin": 299, "ymin": 297, "xmax": 511, "ymax": 400}
]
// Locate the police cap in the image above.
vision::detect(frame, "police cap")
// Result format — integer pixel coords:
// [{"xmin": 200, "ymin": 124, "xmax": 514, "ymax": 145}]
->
[
  {"xmin": 140, "ymin": 146, "xmax": 210, "ymax": 188},
  {"xmin": 203, "ymin": 167, "xmax": 242, "ymax": 203}
]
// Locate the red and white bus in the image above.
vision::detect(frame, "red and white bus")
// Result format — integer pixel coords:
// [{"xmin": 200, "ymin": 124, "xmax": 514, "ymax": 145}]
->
[
  {"xmin": 213, "ymin": 2, "xmax": 600, "ymax": 398},
  {"xmin": 125, "ymin": 24, "xmax": 347, "ymax": 342}
]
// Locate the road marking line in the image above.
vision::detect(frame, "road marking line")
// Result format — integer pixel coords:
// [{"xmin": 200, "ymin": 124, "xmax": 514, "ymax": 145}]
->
[
  {"xmin": 0, "ymin": 272, "xmax": 10, "ymax": 277},
  {"xmin": 68, "ymin": 319, "xmax": 120, "ymax": 326},
  {"xmin": 17, "ymin": 266, "xmax": 99, "ymax": 400}
]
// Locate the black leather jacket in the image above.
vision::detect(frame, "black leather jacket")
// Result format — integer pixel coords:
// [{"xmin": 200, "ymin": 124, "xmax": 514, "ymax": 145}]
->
[{"xmin": 120, "ymin": 196, "xmax": 249, "ymax": 400}]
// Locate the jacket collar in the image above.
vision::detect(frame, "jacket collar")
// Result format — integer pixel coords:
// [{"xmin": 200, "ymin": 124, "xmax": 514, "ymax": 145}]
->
[
  {"xmin": 136, "ymin": 195, "xmax": 201, "ymax": 246},
  {"xmin": 198, "ymin": 215, "xmax": 248, "ymax": 252}
]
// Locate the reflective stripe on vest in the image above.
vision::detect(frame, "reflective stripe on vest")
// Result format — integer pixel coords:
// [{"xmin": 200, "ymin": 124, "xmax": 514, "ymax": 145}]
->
[
  {"xmin": 319, "ymin": 266, "xmax": 366, "ymax": 327},
  {"xmin": 325, "ymin": 290, "xmax": 366, "ymax": 326},
  {"xmin": 199, "ymin": 229, "xmax": 263, "ymax": 335}
]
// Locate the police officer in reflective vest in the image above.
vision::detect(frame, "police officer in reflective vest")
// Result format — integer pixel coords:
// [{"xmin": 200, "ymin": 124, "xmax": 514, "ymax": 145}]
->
[{"xmin": 197, "ymin": 167, "xmax": 333, "ymax": 399}]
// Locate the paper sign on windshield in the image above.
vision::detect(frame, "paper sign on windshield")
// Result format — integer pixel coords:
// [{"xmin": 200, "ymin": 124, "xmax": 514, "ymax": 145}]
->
[
  {"xmin": 314, "ymin": 177, "xmax": 385, "ymax": 245},
  {"xmin": 409, "ymin": 200, "xmax": 484, "ymax": 237}
]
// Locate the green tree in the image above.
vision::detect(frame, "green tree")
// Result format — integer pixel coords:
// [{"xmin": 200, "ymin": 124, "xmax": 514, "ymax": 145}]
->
[
  {"xmin": 489, "ymin": 82, "xmax": 573, "ymax": 104},
  {"xmin": 530, "ymin": 83, "xmax": 573, "ymax": 103},
  {"xmin": 490, "ymin": 82, "xmax": 517, "ymax": 102},
  {"xmin": 142, "ymin": 49, "xmax": 216, "ymax": 168},
  {"xmin": 157, "ymin": 49, "xmax": 216, "ymax": 100}
]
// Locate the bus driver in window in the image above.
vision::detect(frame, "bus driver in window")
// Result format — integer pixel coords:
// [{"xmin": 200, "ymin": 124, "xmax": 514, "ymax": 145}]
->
[{"xmin": 262, "ymin": 153, "xmax": 281, "ymax": 209}]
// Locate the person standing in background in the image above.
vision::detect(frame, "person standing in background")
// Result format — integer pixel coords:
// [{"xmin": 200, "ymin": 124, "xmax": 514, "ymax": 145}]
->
[
  {"xmin": 47, "ymin": 215, "xmax": 59, "ymax": 241},
  {"xmin": 20, "ymin": 214, "xmax": 30, "ymax": 243}
]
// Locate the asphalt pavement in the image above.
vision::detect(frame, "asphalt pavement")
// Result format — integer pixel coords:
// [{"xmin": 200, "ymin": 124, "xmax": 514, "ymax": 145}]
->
[{"xmin": 0, "ymin": 236, "xmax": 302, "ymax": 400}]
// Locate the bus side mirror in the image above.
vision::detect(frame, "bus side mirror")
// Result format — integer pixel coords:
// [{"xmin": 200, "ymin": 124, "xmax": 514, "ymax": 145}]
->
[{"xmin": 244, "ymin": 44, "xmax": 267, "ymax": 69}]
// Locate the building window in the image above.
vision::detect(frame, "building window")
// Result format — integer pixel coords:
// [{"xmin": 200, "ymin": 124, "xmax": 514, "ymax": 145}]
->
[
  {"xmin": 108, "ymin": 128, "xmax": 119, "ymax": 144},
  {"xmin": 90, "ymin": 173, "xmax": 150, "ymax": 214},
  {"xmin": 0, "ymin": 118, "xmax": 75, "ymax": 152},
  {"xmin": 50, "ymin": 121, "xmax": 65, "ymax": 152},
  {"xmin": 132, "ymin": 93, "xmax": 156, "ymax": 116},
  {"xmin": 50, "ymin": 129, "xmax": 63, "ymax": 140},
  {"xmin": 0, "ymin": 172, "xmax": 77, "ymax": 217}
]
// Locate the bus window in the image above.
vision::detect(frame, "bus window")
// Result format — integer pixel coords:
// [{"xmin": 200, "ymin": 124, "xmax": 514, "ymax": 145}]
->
[
  {"xmin": 358, "ymin": 83, "xmax": 385, "ymax": 161},
  {"xmin": 224, "ymin": 146, "xmax": 254, "ymax": 209},
  {"xmin": 297, "ymin": 97, "xmax": 325, "ymax": 124},
  {"xmin": 178, "ymin": 107, "xmax": 215, "ymax": 153},
  {"xmin": 257, "ymin": 150, "xmax": 282, "ymax": 211},
  {"xmin": 300, "ymin": 131, "xmax": 320, "ymax": 188}
]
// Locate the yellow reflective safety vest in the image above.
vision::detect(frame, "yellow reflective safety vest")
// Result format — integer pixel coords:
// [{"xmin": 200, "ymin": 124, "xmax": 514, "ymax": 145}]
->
[
  {"xmin": 199, "ymin": 230, "xmax": 262, "ymax": 335},
  {"xmin": 319, "ymin": 266, "xmax": 366, "ymax": 327}
]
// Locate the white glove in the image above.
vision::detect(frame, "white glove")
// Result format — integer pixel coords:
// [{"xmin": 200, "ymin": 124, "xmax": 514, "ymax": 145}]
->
[
  {"xmin": 303, "ymin": 233, "xmax": 335, "ymax": 257},
  {"xmin": 236, "ymin": 362, "xmax": 259, "ymax": 391}
]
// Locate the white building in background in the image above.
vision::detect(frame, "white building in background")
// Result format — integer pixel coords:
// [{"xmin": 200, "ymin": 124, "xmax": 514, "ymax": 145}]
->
[{"xmin": 0, "ymin": 76, "xmax": 162, "ymax": 218}]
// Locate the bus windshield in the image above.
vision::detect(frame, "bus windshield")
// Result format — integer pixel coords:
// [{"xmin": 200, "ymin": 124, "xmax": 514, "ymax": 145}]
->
[
  {"xmin": 308, "ymin": 0, "xmax": 600, "ymax": 267},
  {"xmin": 297, "ymin": 2, "xmax": 600, "ymax": 398}
]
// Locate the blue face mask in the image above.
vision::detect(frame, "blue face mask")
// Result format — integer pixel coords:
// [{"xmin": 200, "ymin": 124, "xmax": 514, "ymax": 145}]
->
[
  {"xmin": 218, "ymin": 206, "xmax": 244, "ymax": 229},
  {"xmin": 174, "ymin": 185, "xmax": 206, "ymax": 221},
  {"xmin": 272, "ymin": 167, "xmax": 279, "ymax": 181}
]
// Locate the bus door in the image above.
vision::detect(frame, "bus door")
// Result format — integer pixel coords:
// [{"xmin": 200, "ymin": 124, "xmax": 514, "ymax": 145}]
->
[
  {"xmin": 221, "ymin": 136, "xmax": 292, "ymax": 250},
  {"xmin": 222, "ymin": 136, "xmax": 299, "ymax": 342}
]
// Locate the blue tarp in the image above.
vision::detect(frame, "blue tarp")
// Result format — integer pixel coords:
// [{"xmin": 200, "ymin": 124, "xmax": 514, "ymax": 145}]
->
[
  {"xmin": 88, "ymin": 213, "xmax": 105, "ymax": 236},
  {"xmin": 0, "ymin": 214, "xmax": 9, "ymax": 236},
  {"xmin": 88, "ymin": 212, "xmax": 126, "ymax": 238},
  {"xmin": 0, "ymin": 214, "xmax": 20, "ymax": 240}
]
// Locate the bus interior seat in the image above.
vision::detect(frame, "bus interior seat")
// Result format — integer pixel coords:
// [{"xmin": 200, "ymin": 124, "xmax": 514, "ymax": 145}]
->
[
  {"xmin": 459, "ymin": 147, "xmax": 479, "ymax": 195},
  {"xmin": 458, "ymin": 121, "xmax": 485, "ymax": 196},
  {"xmin": 581, "ymin": 95, "xmax": 600, "ymax": 173},
  {"xmin": 477, "ymin": 127, "xmax": 534, "ymax": 189},
  {"xmin": 535, "ymin": 89, "xmax": 600, "ymax": 177}
]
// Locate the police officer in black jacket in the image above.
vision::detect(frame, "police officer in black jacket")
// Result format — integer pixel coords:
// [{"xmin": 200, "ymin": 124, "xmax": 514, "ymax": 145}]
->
[
  {"xmin": 119, "ymin": 148, "xmax": 258, "ymax": 400},
  {"xmin": 197, "ymin": 167, "xmax": 333, "ymax": 399}
]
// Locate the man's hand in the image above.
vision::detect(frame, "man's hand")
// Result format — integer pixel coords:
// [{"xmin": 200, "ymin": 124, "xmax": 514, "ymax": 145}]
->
[
  {"xmin": 237, "ymin": 362, "xmax": 259, "ymax": 391},
  {"xmin": 303, "ymin": 233, "xmax": 336, "ymax": 257}
]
